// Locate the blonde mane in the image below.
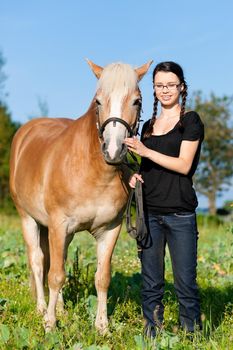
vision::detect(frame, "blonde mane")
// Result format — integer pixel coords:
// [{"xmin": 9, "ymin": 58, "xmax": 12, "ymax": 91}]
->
[{"xmin": 97, "ymin": 63, "xmax": 138, "ymax": 96}]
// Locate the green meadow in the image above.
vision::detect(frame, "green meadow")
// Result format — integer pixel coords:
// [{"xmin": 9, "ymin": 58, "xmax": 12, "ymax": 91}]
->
[{"xmin": 0, "ymin": 214, "xmax": 232, "ymax": 349}]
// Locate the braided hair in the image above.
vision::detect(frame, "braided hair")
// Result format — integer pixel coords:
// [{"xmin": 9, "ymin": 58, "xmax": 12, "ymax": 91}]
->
[{"xmin": 143, "ymin": 61, "xmax": 188, "ymax": 139}]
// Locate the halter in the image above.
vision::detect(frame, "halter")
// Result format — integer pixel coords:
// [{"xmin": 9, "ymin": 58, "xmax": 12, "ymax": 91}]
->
[{"xmin": 95, "ymin": 104, "xmax": 142, "ymax": 140}]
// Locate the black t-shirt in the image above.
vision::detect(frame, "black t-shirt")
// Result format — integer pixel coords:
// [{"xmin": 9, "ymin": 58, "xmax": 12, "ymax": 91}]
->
[{"xmin": 140, "ymin": 111, "xmax": 204, "ymax": 214}]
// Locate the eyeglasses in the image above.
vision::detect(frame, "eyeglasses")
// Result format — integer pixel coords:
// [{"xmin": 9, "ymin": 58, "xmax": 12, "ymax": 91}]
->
[{"xmin": 154, "ymin": 83, "xmax": 181, "ymax": 91}]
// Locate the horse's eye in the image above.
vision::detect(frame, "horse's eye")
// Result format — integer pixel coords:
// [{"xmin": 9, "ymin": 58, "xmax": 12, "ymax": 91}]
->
[
  {"xmin": 133, "ymin": 99, "xmax": 142, "ymax": 107},
  {"xmin": 95, "ymin": 99, "xmax": 101, "ymax": 106}
]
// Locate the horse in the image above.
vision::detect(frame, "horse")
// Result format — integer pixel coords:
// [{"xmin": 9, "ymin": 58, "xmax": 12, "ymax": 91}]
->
[{"xmin": 9, "ymin": 59, "xmax": 152, "ymax": 332}]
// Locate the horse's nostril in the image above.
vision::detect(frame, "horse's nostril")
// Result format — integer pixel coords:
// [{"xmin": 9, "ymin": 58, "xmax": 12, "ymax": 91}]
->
[
  {"xmin": 121, "ymin": 143, "xmax": 127, "ymax": 156},
  {"xmin": 101, "ymin": 142, "xmax": 106, "ymax": 152}
]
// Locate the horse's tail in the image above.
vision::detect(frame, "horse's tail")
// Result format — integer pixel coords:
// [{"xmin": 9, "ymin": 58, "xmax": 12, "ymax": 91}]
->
[{"xmin": 40, "ymin": 225, "xmax": 50, "ymax": 291}]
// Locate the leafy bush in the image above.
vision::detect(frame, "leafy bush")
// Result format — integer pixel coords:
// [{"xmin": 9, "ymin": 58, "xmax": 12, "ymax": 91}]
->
[{"xmin": 197, "ymin": 214, "xmax": 224, "ymax": 227}]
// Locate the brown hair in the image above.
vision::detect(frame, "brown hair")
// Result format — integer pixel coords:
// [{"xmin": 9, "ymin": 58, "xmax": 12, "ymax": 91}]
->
[{"xmin": 143, "ymin": 61, "xmax": 188, "ymax": 139}]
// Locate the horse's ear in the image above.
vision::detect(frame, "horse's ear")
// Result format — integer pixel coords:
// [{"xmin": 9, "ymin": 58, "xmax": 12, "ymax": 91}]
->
[
  {"xmin": 135, "ymin": 60, "xmax": 153, "ymax": 81},
  {"xmin": 86, "ymin": 59, "xmax": 103, "ymax": 79}
]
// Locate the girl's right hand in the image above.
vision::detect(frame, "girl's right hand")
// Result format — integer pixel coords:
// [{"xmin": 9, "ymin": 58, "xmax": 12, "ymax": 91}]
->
[{"xmin": 129, "ymin": 173, "xmax": 144, "ymax": 188}]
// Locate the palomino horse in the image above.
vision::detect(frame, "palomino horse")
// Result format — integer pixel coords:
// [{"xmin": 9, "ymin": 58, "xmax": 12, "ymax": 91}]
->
[{"xmin": 9, "ymin": 59, "xmax": 152, "ymax": 332}]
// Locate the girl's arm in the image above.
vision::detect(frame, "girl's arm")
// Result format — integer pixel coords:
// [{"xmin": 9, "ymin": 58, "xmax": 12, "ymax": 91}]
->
[{"xmin": 124, "ymin": 137, "xmax": 199, "ymax": 175}]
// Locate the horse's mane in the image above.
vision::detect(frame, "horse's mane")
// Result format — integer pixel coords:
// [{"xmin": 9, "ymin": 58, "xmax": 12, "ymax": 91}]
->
[{"xmin": 97, "ymin": 63, "xmax": 138, "ymax": 96}]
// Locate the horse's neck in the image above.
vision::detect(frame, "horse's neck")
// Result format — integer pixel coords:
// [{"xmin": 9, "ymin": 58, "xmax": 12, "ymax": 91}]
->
[
  {"xmin": 73, "ymin": 101, "xmax": 100, "ymax": 149},
  {"xmin": 70, "ymin": 102, "xmax": 118, "ymax": 176}
]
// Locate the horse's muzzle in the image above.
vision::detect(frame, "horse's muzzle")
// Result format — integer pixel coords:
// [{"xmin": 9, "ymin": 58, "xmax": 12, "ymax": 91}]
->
[{"xmin": 101, "ymin": 141, "xmax": 127, "ymax": 165}]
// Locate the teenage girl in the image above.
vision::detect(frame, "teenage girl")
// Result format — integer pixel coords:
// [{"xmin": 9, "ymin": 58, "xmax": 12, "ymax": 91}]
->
[{"xmin": 124, "ymin": 61, "xmax": 204, "ymax": 337}]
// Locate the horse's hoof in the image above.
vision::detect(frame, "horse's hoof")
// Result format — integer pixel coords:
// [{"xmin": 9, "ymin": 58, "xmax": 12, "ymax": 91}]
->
[
  {"xmin": 44, "ymin": 324, "xmax": 53, "ymax": 333},
  {"xmin": 97, "ymin": 327, "xmax": 109, "ymax": 336},
  {"xmin": 43, "ymin": 314, "xmax": 56, "ymax": 333},
  {"xmin": 37, "ymin": 303, "xmax": 47, "ymax": 315},
  {"xmin": 95, "ymin": 321, "xmax": 109, "ymax": 336},
  {"xmin": 100, "ymin": 328, "xmax": 111, "ymax": 337}
]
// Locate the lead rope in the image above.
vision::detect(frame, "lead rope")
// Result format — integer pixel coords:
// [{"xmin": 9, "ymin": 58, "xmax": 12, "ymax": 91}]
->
[{"xmin": 124, "ymin": 152, "xmax": 148, "ymax": 257}]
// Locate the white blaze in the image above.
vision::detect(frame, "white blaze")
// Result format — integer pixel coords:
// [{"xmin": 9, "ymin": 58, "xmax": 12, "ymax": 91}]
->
[{"xmin": 103, "ymin": 91, "xmax": 127, "ymax": 159}]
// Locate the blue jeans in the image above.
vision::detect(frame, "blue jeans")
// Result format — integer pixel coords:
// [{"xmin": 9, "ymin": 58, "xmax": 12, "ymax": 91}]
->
[{"xmin": 140, "ymin": 212, "xmax": 201, "ymax": 332}]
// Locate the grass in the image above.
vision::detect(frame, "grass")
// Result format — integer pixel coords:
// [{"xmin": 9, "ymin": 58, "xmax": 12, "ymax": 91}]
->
[{"xmin": 0, "ymin": 213, "xmax": 233, "ymax": 349}]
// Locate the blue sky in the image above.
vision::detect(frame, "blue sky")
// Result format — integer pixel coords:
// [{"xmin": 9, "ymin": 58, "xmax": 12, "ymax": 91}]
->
[{"xmin": 1, "ymin": 0, "xmax": 233, "ymax": 207}]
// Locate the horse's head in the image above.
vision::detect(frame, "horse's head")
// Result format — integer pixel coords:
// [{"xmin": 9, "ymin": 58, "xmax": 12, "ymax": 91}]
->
[{"xmin": 87, "ymin": 59, "xmax": 153, "ymax": 165}]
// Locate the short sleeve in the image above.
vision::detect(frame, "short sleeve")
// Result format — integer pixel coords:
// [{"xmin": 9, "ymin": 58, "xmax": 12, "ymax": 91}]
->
[
  {"xmin": 140, "ymin": 119, "xmax": 150, "ymax": 141},
  {"xmin": 182, "ymin": 111, "xmax": 204, "ymax": 141}
]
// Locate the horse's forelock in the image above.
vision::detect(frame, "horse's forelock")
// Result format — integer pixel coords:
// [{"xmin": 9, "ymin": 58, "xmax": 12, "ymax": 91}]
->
[{"xmin": 97, "ymin": 63, "xmax": 138, "ymax": 96}]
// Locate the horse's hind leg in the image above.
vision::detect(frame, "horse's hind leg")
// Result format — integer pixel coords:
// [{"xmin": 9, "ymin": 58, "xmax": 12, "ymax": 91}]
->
[
  {"xmin": 95, "ymin": 224, "xmax": 121, "ymax": 334},
  {"xmin": 40, "ymin": 224, "xmax": 71, "ymax": 315},
  {"xmin": 56, "ymin": 233, "xmax": 74, "ymax": 315},
  {"xmin": 21, "ymin": 215, "xmax": 47, "ymax": 314}
]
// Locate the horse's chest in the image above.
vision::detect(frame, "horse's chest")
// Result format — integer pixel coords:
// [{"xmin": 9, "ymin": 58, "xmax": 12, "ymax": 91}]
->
[{"xmin": 67, "ymin": 187, "xmax": 127, "ymax": 234}]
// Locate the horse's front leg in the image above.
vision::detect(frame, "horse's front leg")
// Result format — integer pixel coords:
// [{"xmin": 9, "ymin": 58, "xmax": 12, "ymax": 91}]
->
[
  {"xmin": 95, "ymin": 224, "xmax": 121, "ymax": 334},
  {"xmin": 44, "ymin": 222, "xmax": 67, "ymax": 332}
]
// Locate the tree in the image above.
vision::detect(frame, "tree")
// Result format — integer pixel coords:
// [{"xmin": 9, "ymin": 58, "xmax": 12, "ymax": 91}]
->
[
  {"xmin": 189, "ymin": 92, "xmax": 233, "ymax": 215},
  {"xmin": 0, "ymin": 51, "xmax": 20, "ymax": 211},
  {"xmin": 0, "ymin": 103, "xmax": 20, "ymax": 210}
]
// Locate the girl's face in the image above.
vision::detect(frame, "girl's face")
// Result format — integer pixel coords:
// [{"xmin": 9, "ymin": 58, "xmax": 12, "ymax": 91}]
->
[{"xmin": 154, "ymin": 71, "xmax": 183, "ymax": 107}]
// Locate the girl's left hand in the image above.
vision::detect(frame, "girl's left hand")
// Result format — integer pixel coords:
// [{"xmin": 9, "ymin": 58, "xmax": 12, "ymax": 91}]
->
[{"xmin": 124, "ymin": 136, "xmax": 149, "ymax": 157}]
